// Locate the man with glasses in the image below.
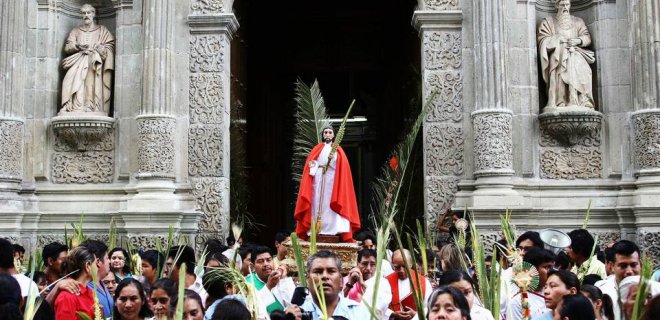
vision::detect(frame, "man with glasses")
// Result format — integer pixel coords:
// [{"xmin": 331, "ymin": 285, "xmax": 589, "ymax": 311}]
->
[{"xmin": 343, "ymin": 249, "xmax": 376, "ymax": 301}]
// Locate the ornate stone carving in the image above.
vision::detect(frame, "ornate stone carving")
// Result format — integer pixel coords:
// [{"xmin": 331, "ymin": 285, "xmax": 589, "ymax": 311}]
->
[
  {"xmin": 632, "ymin": 111, "xmax": 660, "ymax": 171},
  {"xmin": 539, "ymin": 111, "xmax": 603, "ymax": 147},
  {"xmin": 422, "ymin": 0, "xmax": 460, "ymax": 10},
  {"xmin": 190, "ymin": 35, "xmax": 225, "ymax": 73},
  {"xmin": 189, "ymin": 125, "xmax": 224, "ymax": 177},
  {"xmin": 136, "ymin": 116, "xmax": 175, "ymax": 178},
  {"xmin": 52, "ymin": 115, "xmax": 115, "ymax": 151},
  {"xmin": 540, "ymin": 147, "xmax": 601, "ymax": 179},
  {"xmin": 472, "ymin": 111, "xmax": 513, "ymax": 175},
  {"xmin": 190, "ymin": 73, "xmax": 225, "ymax": 124},
  {"xmin": 128, "ymin": 235, "xmax": 167, "ymax": 250},
  {"xmin": 37, "ymin": 235, "xmax": 65, "ymax": 248},
  {"xmin": 426, "ymin": 176, "xmax": 460, "ymax": 228},
  {"xmin": 637, "ymin": 230, "xmax": 660, "ymax": 268},
  {"xmin": 52, "ymin": 152, "xmax": 113, "ymax": 183},
  {"xmin": 424, "ymin": 32, "xmax": 461, "ymax": 70},
  {"xmin": 425, "ymin": 124, "xmax": 464, "ymax": 176},
  {"xmin": 425, "ymin": 71, "xmax": 463, "ymax": 122},
  {"xmin": 592, "ymin": 231, "xmax": 620, "ymax": 249},
  {"xmin": 191, "ymin": 177, "xmax": 228, "ymax": 234},
  {"xmin": 0, "ymin": 120, "xmax": 23, "ymax": 181},
  {"xmin": 190, "ymin": 0, "xmax": 224, "ymax": 15},
  {"xmin": 284, "ymin": 240, "xmax": 360, "ymax": 273}
]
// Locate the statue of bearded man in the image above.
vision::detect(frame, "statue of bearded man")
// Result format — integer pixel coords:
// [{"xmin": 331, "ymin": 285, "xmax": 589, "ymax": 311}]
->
[
  {"xmin": 60, "ymin": 4, "xmax": 115, "ymax": 115},
  {"xmin": 538, "ymin": 0, "xmax": 595, "ymax": 112}
]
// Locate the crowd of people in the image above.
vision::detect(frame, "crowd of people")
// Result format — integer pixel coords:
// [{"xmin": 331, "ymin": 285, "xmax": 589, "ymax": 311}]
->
[{"xmin": 1, "ymin": 223, "xmax": 660, "ymax": 320}]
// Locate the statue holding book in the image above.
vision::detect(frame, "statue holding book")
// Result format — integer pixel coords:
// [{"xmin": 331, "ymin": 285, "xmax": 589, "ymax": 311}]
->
[{"xmin": 294, "ymin": 125, "xmax": 361, "ymax": 242}]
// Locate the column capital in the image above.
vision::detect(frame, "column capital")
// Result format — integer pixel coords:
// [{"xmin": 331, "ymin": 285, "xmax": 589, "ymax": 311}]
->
[
  {"xmin": 412, "ymin": 10, "xmax": 462, "ymax": 34},
  {"xmin": 188, "ymin": 14, "xmax": 239, "ymax": 38}
]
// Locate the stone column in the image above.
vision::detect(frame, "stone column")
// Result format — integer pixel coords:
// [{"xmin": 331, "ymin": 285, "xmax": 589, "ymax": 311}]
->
[
  {"xmin": 630, "ymin": 0, "xmax": 660, "ymax": 266},
  {"xmin": 413, "ymin": 2, "xmax": 466, "ymax": 231},
  {"xmin": 470, "ymin": 0, "xmax": 518, "ymax": 205},
  {"xmin": 0, "ymin": 1, "xmax": 26, "ymax": 210},
  {"xmin": 188, "ymin": 1, "xmax": 238, "ymax": 248}
]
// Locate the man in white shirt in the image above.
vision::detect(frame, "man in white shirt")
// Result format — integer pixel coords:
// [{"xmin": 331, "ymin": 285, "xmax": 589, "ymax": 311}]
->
[
  {"xmin": 595, "ymin": 240, "xmax": 641, "ymax": 320},
  {"xmin": 245, "ymin": 245, "xmax": 295, "ymax": 315},
  {"xmin": 0, "ymin": 238, "xmax": 39, "ymax": 298}
]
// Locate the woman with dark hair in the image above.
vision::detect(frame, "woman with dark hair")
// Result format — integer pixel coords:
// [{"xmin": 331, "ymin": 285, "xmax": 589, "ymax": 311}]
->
[
  {"xmin": 110, "ymin": 248, "xmax": 132, "ymax": 281},
  {"xmin": 53, "ymin": 246, "xmax": 96, "ymax": 320},
  {"xmin": 0, "ymin": 274, "xmax": 23, "ymax": 320},
  {"xmin": 150, "ymin": 278, "xmax": 177, "ymax": 319},
  {"xmin": 182, "ymin": 289, "xmax": 204, "ymax": 320},
  {"xmin": 427, "ymin": 286, "xmax": 471, "ymax": 320},
  {"xmin": 210, "ymin": 299, "xmax": 250, "ymax": 320},
  {"xmin": 438, "ymin": 270, "xmax": 493, "ymax": 320},
  {"xmin": 542, "ymin": 269, "xmax": 580, "ymax": 319},
  {"xmin": 140, "ymin": 250, "xmax": 164, "ymax": 293},
  {"xmin": 581, "ymin": 284, "xmax": 614, "ymax": 320},
  {"xmin": 113, "ymin": 278, "xmax": 153, "ymax": 320},
  {"xmin": 555, "ymin": 294, "xmax": 596, "ymax": 320}
]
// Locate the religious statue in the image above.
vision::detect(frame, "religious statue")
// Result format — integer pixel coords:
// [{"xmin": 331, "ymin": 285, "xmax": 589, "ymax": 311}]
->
[
  {"xmin": 294, "ymin": 126, "xmax": 361, "ymax": 242},
  {"xmin": 538, "ymin": 0, "xmax": 595, "ymax": 112},
  {"xmin": 60, "ymin": 4, "xmax": 115, "ymax": 115}
]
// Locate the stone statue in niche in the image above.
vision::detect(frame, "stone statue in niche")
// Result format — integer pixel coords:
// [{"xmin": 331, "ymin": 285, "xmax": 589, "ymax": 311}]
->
[
  {"xmin": 60, "ymin": 4, "xmax": 115, "ymax": 115},
  {"xmin": 537, "ymin": 0, "xmax": 595, "ymax": 113}
]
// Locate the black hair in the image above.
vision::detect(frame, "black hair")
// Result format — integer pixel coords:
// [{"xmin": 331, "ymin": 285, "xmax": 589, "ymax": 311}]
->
[
  {"xmin": 604, "ymin": 246, "xmax": 615, "ymax": 263},
  {"xmin": 555, "ymin": 251, "xmax": 570, "ymax": 270},
  {"xmin": 319, "ymin": 125, "xmax": 335, "ymax": 141},
  {"xmin": 612, "ymin": 240, "xmax": 641, "ymax": 260},
  {"xmin": 357, "ymin": 248, "xmax": 377, "ymax": 262},
  {"xmin": 109, "ymin": 247, "xmax": 131, "ymax": 275},
  {"xmin": 226, "ymin": 234, "xmax": 236, "ymax": 247},
  {"xmin": 581, "ymin": 284, "xmax": 614, "ymax": 320},
  {"xmin": 150, "ymin": 278, "xmax": 177, "ymax": 315},
  {"xmin": 202, "ymin": 269, "xmax": 231, "ymax": 300},
  {"xmin": 42, "ymin": 242, "xmax": 68, "ymax": 267},
  {"xmin": 567, "ymin": 229, "xmax": 595, "ymax": 258},
  {"xmin": 426, "ymin": 286, "xmax": 472, "ymax": 320},
  {"xmin": 494, "ymin": 239, "xmax": 509, "ymax": 262},
  {"xmin": 0, "ymin": 238, "xmax": 13, "ymax": 269},
  {"xmin": 305, "ymin": 250, "xmax": 341, "ymax": 275},
  {"xmin": 238, "ymin": 244, "xmax": 253, "ymax": 262},
  {"xmin": 523, "ymin": 247, "xmax": 557, "ymax": 268},
  {"xmin": 113, "ymin": 278, "xmax": 153, "ymax": 319},
  {"xmin": 12, "ymin": 244, "xmax": 25, "ymax": 254},
  {"xmin": 0, "ymin": 274, "xmax": 22, "ymax": 320},
  {"xmin": 559, "ymin": 294, "xmax": 596, "ymax": 319},
  {"xmin": 359, "ymin": 230, "xmax": 377, "ymax": 244},
  {"xmin": 643, "ymin": 295, "xmax": 660, "ymax": 320},
  {"xmin": 275, "ymin": 232, "xmax": 289, "ymax": 244},
  {"xmin": 168, "ymin": 246, "xmax": 196, "ymax": 275},
  {"xmin": 79, "ymin": 239, "xmax": 108, "ymax": 261},
  {"xmin": 205, "ymin": 252, "xmax": 230, "ymax": 267},
  {"xmin": 515, "ymin": 231, "xmax": 543, "ymax": 248},
  {"xmin": 548, "ymin": 269, "xmax": 580, "ymax": 292},
  {"xmin": 438, "ymin": 269, "xmax": 474, "ymax": 287},
  {"xmin": 140, "ymin": 250, "xmax": 164, "ymax": 272},
  {"xmin": 183, "ymin": 289, "xmax": 204, "ymax": 314},
  {"xmin": 32, "ymin": 271, "xmax": 46, "ymax": 284},
  {"xmin": 250, "ymin": 246, "xmax": 272, "ymax": 265},
  {"xmin": 211, "ymin": 299, "xmax": 251, "ymax": 320},
  {"xmin": 582, "ymin": 274, "xmax": 602, "ymax": 286},
  {"xmin": 203, "ymin": 239, "xmax": 227, "ymax": 256}
]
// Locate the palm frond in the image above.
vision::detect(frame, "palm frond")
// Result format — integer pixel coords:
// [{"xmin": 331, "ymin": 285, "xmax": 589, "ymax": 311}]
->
[
  {"xmin": 289, "ymin": 233, "xmax": 308, "ymax": 285},
  {"xmin": 175, "ymin": 263, "xmax": 186, "ymax": 320},
  {"xmin": 631, "ymin": 256, "xmax": 653, "ymax": 320},
  {"xmin": 291, "ymin": 79, "xmax": 330, "ymax": 185},
  {"xmin": 581, "ymin": 199, "xmax": 592, "ymax": 229},
  {"xmin": 108, "ymin": 217, "xmax": 117, "ymax": 250}
]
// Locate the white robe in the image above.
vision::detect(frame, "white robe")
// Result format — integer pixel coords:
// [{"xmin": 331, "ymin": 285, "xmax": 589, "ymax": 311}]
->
[{"xmin": 309, "ymin": 143, "xmax": 350, "ymax": 235}]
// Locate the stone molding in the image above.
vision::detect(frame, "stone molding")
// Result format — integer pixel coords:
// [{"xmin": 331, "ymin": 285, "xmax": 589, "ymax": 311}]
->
[
  {"xmin": 418, "ymin": 0, "xmax": 460, "ymax": 11},
  {"xmin": 190, "ymin": 0, "xmax": 225, "ymax": 15},
  {"xmin": 472, "ymin": 110, "xmax": 514, "ymax": 177},
  {"xmin": 136, "ymin": 115, "xmax": 176, "ymax": 180},
  {"xmin": 188, "ymin": 14, "xmax": 239, "ymax": 36},
  {"xmin": 412, "ymin": 11, "xmax": 463, "ymax": 32},
  {"xmin": 0, "ymin": 118, "xmax": 24, "ymax": 183},
  {"xmin": 539, "ymin": 110, "xmax": 603, "ymax": 147},
  {"xmin": 632, "ymin": 110, "xmax": 660, "ymax": 174}
]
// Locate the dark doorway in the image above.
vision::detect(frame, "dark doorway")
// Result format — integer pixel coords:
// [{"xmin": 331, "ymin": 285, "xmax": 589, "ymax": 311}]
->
[{"xmin": 231, "ymin": 0, "xmax": 422, "ymax": 246}]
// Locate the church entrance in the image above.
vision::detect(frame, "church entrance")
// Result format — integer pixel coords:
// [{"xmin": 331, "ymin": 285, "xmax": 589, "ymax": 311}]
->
[{"xmin": 231, "ymin": 0, "xmax": 422, "ymax": 245}]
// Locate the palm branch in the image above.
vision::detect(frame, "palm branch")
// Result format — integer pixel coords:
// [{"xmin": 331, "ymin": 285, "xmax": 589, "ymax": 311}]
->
[
  {"xmin": 631, "ymin": 256, "xmax": 653, "ymax": 320},
  {"xmin": 291, "ymin": 79, "xmax": 330, "ymax": 185}
]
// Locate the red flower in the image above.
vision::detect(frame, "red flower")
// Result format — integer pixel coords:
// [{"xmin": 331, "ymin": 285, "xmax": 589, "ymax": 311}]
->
[{"xmin": 389, "ymin": 157, "xmax": 399, "ymax": 172}]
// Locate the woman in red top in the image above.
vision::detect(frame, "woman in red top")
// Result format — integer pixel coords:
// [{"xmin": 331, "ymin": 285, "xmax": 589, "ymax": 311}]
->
[{"xmin": 54, "ymin": 246, "xmax": 96, "ymax": 320}]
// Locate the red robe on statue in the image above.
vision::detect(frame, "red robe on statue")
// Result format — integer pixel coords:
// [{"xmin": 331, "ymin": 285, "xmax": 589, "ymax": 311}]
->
[{"xmin": 294, "ymin": 143, "xmax": 360, "ymax": 242}]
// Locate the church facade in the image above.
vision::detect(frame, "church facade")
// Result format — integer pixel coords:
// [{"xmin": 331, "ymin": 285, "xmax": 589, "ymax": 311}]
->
[{"xmin": 0, "ymin": 0, "xmax": 658, "ymax": 265}]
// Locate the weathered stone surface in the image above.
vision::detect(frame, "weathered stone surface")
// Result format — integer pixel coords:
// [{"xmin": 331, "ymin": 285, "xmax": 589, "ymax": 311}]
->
[
  {"xmin": 52, "ymin": 151, "xmax": 114, "ymax": 183},
  {"xmin": 540, "ymin": 147, "xmax": 601, "ymax": 179},
  {"xmin": 425, "ymin": 124, "xmax": 464, "ymax": 176},
  {"xmin": 188, "ymin": 125, "xmax": 224, "ymax": 177},
  {"xmin": 472, "ymin": 111, "xmax": 513, "ymax": 175},
  {"xmin": 0, "ymin": 120, "xmax": 23, "ymax": 181},
  {"xmin": 632, "ymin": 111, "xmax": 660, "ymax": 171},
  {"xmin": 190, "ymin": 0, "xmax": 225, "ymax": 15},
  {"xmin": 189, "ymin": 73, "xmax": 225, "ymax": 124},
  {"xmin": 422, "ymin": 0, "xmax": 459, "ymax": 10},
  {"xmin": 191, "ymin": 177, "xmax": 228, "ymax": 235},
  {"xmin": 136, "ymin": 116, "xmax": 176, "ymax": 178},
  {"xmin": 190, "ymin": 35, "xmax": 226, "ymax": 73}
]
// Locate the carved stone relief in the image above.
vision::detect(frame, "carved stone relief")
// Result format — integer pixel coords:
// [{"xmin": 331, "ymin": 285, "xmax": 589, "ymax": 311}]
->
[
  {"xmin": 638, "ymin": 230, "xmax": 660, "ymax": 268},
  {"xmin": 426, "ymin": 176, "xmax": 460, "ymax": 230},
  {"xmin": 632, "ymin": 112, "xmax": 660, "ymax": 170},
  {"xmin": 190, "ymin": 35, "xmax": 226, "ymax": 73},
  {"xmin": 191, "ymin": 177, "xmax": 228, "ymax": 235},
  {"xmin": 540, "ymin": 147, "xmax": 601, "ymax": 179},
  {"xmin": 190, "ymin": 0, "xmax": 224, "ymax": 15},
  {"xmin": 425, "ymin": 71, "xmax": 463, "ymax": 122},
  {"xmin": 54, "ymin": 128, "xmax": 114, "ymax": 152},
  {"xmin": 137, "ymin": 117, "xmax": 175, "ymax": 177},
  {"xmin": 188, "ymin": 125, "xmax": 224, "ymax": 177},
  {"xmin": 425, "ymin": 124, "xmax": 464, "ymax": 176},
  {"xmin": 190, "ymin": 73, "xmax": 225, "ymax": 124},
  {"xmin": 473, "ymin": 112, "xmax": 513, "ymax": 173},
  {"xmin": 37, "ymin": 235, "xmax": 64, "ymax": 248},
  {"xmin": 592, "ymin": 231, "xmax": 620, "ymax": 249},
  {"xmin": 52, "ymin": 152, "xmax": 114, "ymax": 183},
  {"xmin": 422, "ymin": 0, "xmax": 460, "ymax": 10},
  {"xmin": 424, "ymin": 32, "xmax": 462, "ymax": 71},
  {"xmin": 0, "ymin": 120, "xmax": 23, "ymax": 180}
]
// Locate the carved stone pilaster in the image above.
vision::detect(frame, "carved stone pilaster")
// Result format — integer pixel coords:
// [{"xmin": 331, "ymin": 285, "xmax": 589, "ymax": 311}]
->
[
  {"xmin": 632, "ymin": 110, "xmax": 660, "ymax": 175},
  {"xmin": 190, "ymin": 0, "xmax": 225, "ymax": 14},
  {"xmin": 0, "ymin": 119, "xmax": 23, "ymax": 183},
  {"xmin": 420, "ymin": 0, "xmax": 460, "ymax": 11},
  {"xmin": 472, "ymin": 110, "xmax": 513, "ymax": 177},
  {"xmin": 136, "ymin": 115, "xmax": 176, "ymax": 180},
  {"xmin": 637, "ymin": 230, "xmax": 660, "ymax": 269},
  {"xmin": 191, "ymin": 177, "xmax": 229, "ymax": 234}
]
